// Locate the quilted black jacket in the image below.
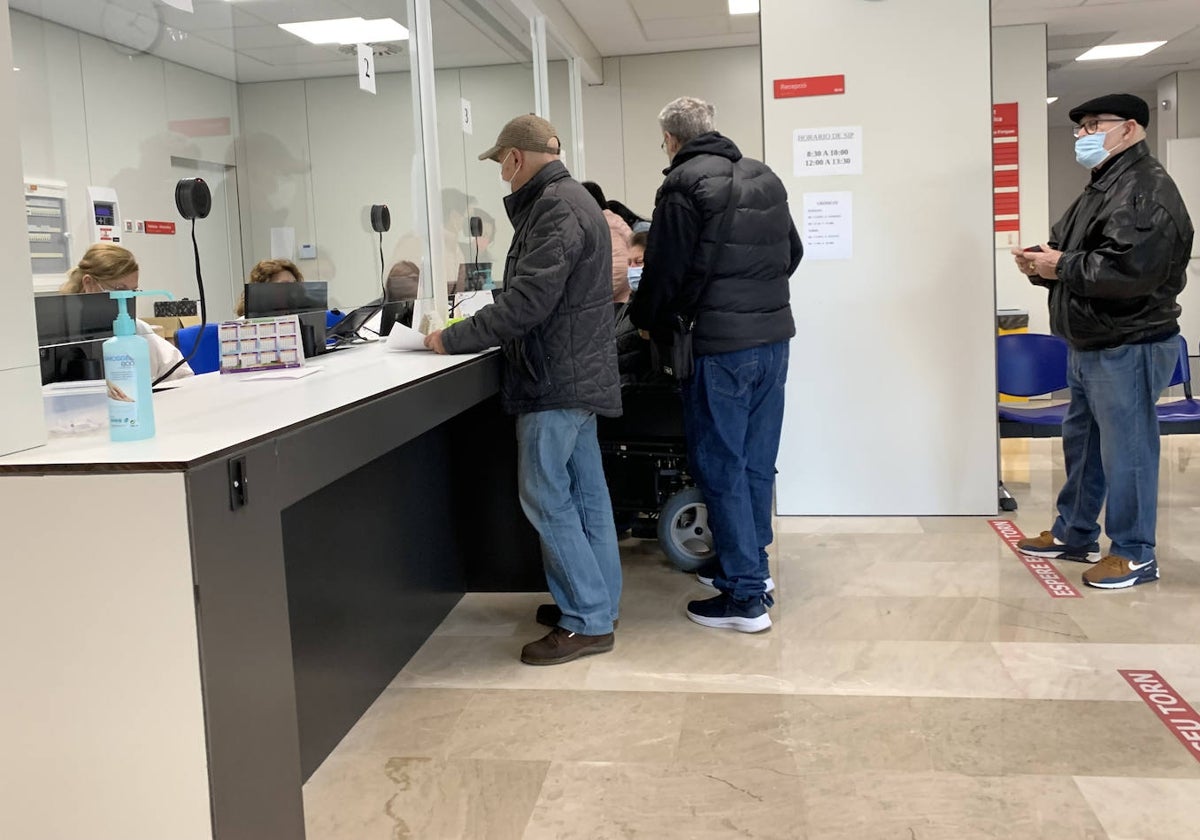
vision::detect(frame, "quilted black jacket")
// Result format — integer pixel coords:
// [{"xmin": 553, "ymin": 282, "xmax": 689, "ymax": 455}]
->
[
  {"xmin": 441, "ymin": 161, "xmax": 621, "ymax": 416},
  {"xmin": 1046, "ymin": 141, "xmax": 1193, "ymax": 350},
  {"xmin": 629, "ymin": 132, "xmax": 803, "ymax": 356}
]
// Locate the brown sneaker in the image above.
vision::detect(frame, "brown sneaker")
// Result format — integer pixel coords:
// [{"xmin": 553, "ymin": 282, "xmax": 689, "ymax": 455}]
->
[
  {"xmin": 535, "ymin": 603, "xmax": 618, "ymax": 630},
  {"xmin": 1082, "ymin": 555, "xmax": 1159, "ymax": 589},
  {"xmin": 520, "ymin": 627, "xmax": 614, "ymax": 666},
  {"xmin": 1016, "ymin": 530, "xmax": 1101, "ymax": 563}
]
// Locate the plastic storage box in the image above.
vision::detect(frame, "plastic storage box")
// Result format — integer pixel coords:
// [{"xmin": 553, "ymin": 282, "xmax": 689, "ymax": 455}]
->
[{"xmin": 42, "ymin": 380, "xmax": 108, "ymax": 435}]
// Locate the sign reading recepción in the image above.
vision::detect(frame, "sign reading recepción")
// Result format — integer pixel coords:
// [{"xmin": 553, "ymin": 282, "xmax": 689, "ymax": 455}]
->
[
  {"xmin": 794, "ymin": 126, "xmax": 863, "ymax": 177},
  {"xmin": 774, "ymin": 74, "xmax": 845, "ymax": 99}
]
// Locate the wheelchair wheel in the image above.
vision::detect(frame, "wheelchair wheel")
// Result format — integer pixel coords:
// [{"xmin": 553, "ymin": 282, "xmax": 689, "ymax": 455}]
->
[{"xmin": 657, "ymin": 487, "xmax": 715, "ymax": 572}]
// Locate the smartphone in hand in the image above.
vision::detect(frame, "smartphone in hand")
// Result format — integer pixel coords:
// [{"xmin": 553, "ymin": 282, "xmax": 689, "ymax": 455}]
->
[{"xmin": 1023, "ymin": 245, "xmax": 1044, "ymax": 253}]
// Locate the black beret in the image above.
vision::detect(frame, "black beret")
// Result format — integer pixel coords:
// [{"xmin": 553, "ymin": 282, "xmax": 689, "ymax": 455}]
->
[{"xmin": 1069, "ymin": 93, "xmax": 1150, "ymax": 127}]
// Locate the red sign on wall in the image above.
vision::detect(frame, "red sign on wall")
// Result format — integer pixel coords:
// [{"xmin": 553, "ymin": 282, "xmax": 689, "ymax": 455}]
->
[
  {"xmin": 144, "ymin": 221, "xmax": 176, "ymax": 235},
  {"xmin": 774, "ymin": 75, "xmax": 845, "ymax": 99},
  {"xmin": 992, "ymin": 102, "xmax": 1020, "ymax": 245}
]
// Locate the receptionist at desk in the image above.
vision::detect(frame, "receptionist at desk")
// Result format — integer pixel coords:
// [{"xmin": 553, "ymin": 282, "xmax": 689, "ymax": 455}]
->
[{"xmin": 60, "ymin": 243, "xmax": 193, "ymax": 382}]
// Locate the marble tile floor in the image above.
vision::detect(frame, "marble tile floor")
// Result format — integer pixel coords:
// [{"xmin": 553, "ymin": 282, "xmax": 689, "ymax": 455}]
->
[{"xmin": 304, "ymin": 437, "xmax": 1200, "ymax": 839}]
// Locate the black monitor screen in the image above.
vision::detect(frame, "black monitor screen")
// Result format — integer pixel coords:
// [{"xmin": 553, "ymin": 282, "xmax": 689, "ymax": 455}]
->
[
  {"xmin": 35, "ymin": 293, "xmax": 119, "ymax": 347},
  {"xmin": 244, "ymin": 281, "xmax": 328, "ymax": 318}
]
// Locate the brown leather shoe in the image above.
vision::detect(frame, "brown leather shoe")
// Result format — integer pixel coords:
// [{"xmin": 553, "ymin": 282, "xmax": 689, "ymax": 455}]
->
[
  {"xmin": 520, "ymin": 627, "xmax": 614, "ymax": 666},
  {"xmin": 535, "ymin": 603, "xmax": 618, "ymax": 630}
]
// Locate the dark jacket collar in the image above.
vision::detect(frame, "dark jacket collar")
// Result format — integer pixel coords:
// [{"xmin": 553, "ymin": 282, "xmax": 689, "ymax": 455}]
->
[
  {"xmin": 663, "ymin": 132, "xmax": 743, "ymax": 176},
  {"xmin": 504, "ymin": 160, "xmax": 570, "ymax": 224},
  {"xmin": 1090, "ymin": 141, "xmax": 1149, "ymax": 192}
]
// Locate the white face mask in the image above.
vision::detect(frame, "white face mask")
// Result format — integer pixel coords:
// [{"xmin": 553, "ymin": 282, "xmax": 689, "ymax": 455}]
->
[
  {"xmin": 627, "ymin": 265, "xmax": 643, "ymax": 291},
  {"xmin": 499, "ymin": 150, "xmax": 514, "ymax": 187}
]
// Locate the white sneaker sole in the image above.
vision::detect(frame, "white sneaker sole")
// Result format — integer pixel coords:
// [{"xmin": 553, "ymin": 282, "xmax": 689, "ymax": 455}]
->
[
  {"xmin": 1084, "ymin": 569, "xmax": 1160, "ymax": 589},
  {"xmin": 686, "ymin": 610, "xmax": 772, "ymax": 633},
  {"xmin": 696, "ymin": 574, "xmax": 776, "ymax": 593}
]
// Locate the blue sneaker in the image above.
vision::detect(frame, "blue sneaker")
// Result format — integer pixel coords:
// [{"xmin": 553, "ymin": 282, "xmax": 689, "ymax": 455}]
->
[
  {"xmin": 1082, "ymin": 555, "xmax": 1159, "ymax": 589},
  {"xmin": 686, "ymin": 593, "xmax": 772, "ymax": 633}
]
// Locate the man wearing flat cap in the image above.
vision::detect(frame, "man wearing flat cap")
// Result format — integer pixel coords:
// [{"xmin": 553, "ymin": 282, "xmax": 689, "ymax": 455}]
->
[
  {"xmin": 1013, "ymin": 93, "xmax": 1194, "ymax": 590},
  {"xmin": 425, "ymin": 114, "xmax": 622, "ymax": 665}
]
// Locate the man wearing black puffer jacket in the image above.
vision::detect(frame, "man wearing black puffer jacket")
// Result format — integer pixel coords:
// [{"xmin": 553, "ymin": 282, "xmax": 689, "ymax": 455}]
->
[
  {"xmin": 1013, "ymin": 93, "xmax": 1193, "ymax": 591},
  {"xmin": 630, "ymin": 96, "xmax": 803, "ymax": 633},
  {"xmin": 425, "ymin": 115, "xmax": 622, "ymax": 665}
]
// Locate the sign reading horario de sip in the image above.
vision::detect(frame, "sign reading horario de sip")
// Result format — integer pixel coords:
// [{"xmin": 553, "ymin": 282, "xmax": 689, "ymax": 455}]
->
[{"xmin": 793, "ymin": 126, "xmax": 863, "ymax": 177}]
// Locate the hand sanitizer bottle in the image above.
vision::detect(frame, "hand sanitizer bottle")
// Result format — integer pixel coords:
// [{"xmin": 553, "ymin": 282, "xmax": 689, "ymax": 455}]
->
[{"xmin": 102, "ymin": 289, "xmax": 174, "ymax": 442}]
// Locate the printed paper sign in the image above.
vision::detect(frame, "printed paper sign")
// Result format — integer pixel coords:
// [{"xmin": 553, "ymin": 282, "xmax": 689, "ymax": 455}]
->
[
  {"xmin": 794, "ymin": 126, "xmax": 863, "ymax": 177},
  {"xmin": 358, "ymin": 44, "xmax": 376, "ymax": 95},
  {"xmin": 802, "ymin": 192, "xmax": 853, "ymax": 261}
]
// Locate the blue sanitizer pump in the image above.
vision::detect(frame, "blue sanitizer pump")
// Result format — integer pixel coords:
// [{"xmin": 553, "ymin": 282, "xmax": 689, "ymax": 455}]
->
[{"xmin": 102, "ymin": 289, "xmax": 174, "ymax": 442}]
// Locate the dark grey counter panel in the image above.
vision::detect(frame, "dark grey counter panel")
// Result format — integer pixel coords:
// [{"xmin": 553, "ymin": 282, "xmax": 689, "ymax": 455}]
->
[{"xmin": 185, "ymin": 356, "xmax": 539, "ymax": 840}]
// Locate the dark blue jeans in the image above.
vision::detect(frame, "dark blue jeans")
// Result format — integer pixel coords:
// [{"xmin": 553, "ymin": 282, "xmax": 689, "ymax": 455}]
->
[
  {"xmin": 682, "ymin": 341, "xmax": 789, "ymax": 602},
  {"xmin": 1051, "ymin": 337, "xmax": 1178, "ymax": 564},
  {"xmin": 517, "ymin": 409, "xmax": 622, "ymax": 635}
]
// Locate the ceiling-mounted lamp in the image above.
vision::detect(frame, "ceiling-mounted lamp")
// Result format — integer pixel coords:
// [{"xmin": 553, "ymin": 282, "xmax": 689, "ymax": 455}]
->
[
  {"xmin": 1076, "ymin": 41, "xmax": 1166, "ymax": 61},
  {"xmin": 1046, "ymin": 96, "xmax": 1059, "ymax": 105},
  {"xmin": 728, "ymin": 0, "xmax": 759, "ymax": 14}
]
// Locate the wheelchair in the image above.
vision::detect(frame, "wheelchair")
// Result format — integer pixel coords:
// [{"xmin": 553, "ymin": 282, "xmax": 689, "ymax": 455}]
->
[{"xmin": 597, "ymin": 382, "xmax": 714, "ymax": 571}]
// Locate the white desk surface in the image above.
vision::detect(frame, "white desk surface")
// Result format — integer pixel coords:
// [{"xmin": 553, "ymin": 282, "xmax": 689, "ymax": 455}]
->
[{"xmin": 0, "ymin": 345, "xmax": 495, "ymax": 470}]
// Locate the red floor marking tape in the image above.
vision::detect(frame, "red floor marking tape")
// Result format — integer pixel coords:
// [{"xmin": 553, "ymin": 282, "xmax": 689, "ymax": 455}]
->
[
  {"xmin": 987, "ymin": 519, "xmax": 1083, "ymax": 598},
  {"xmin": 1119, "ymin": 670, "xmax": 1200, "ymax": 763}
]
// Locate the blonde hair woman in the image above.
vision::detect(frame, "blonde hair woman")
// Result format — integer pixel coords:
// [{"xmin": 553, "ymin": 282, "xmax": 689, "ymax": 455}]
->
[
  {"xmin": 61, "ymin": 243, "xmax": 193, "ymax": 381},
  {"xmin": 235, "ymin": 258, "xmax": 304, "ymax": 316}
]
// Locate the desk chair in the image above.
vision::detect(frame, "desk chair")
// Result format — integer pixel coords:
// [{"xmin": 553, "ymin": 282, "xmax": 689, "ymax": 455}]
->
[
  {"xmin": 175, "ymin": 323, "xmax": 220, "ymax": 374},
  {"xmin": 996, "ymin": 333, "xmax": 1071, "ymax": 511}
]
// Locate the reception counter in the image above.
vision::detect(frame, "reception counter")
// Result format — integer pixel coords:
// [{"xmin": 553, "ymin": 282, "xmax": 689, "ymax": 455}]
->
[{"xmin": 0, "ymin": 344, "xmax": 540, "ymax": 840}]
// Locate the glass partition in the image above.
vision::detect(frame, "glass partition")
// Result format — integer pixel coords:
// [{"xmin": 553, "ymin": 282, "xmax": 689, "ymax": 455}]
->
[
  {"xmin": 12, "ymin": 0, "xmax": 427, "ymax": 326},
  {"xmin": 430, "ymin": 4, "xmax": 536, "ymax": 307}
]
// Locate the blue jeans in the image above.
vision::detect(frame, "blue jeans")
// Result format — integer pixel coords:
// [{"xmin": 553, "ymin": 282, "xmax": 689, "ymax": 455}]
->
[
  {"xmin": 1052, "ymin": 337, "xmax": 1177, "ymax": 564},
  {"xmin": 517, "ymin": 409, "xmax": 622, "ymax": 635},
  {"xmin": 682, "ymin": 341, "xmax": 789, "ymax": 602}
]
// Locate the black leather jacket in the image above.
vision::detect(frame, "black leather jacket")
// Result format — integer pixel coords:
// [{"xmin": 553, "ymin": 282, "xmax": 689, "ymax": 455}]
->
[
  {"xmin": 1046, "ymin": 142, "xmax": 1193, "ymax": 350},
  {"xmin": 441, "ymin": 161, "xmax": 621, "ymax": 416}
]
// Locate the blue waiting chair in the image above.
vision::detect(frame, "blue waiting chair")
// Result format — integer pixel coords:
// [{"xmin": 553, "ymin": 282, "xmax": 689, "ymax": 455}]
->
[
  {"xmin": 1158, "ymin": 336, "xmax": 1200, "ymax": 434},
  {"xmin": 997, "ymin": 333, "xmax": 1071, "ymax": 438},
  {"xmin": 175, "ymin": 323, "xmax": 220, "ymax": 374}
]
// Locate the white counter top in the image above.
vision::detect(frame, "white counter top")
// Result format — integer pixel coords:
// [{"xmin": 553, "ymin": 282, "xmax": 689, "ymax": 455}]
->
[{"xmin": 0, "ymin": 345, "xmax": 495, "ymax": 470}]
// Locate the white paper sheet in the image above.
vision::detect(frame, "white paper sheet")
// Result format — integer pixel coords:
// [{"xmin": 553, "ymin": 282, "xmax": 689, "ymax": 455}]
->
[
  {"xmin": 241, "ymin": 366, "xmax": 322, "ymax": 381},
  {"xmin": 270, "ymin": 227, "xmax": 295, "ymax": 260},
  {"xmin": 385, "ymin": 323, "xmax": 431, "ymax": 352},
  {"xmin": 453, "ymin": 291, "xmax": 492, "ymax": 317},
  {"xmin": 802, "ymin": 191, "xmax": 854, "ymax": 261},
  {"xmin": 794, "ymin": 126, "xmax": 863, "ymax": 177},
  {"xmin": 160, "ymin": 0, "xmax": 194, "ymax": 11}
]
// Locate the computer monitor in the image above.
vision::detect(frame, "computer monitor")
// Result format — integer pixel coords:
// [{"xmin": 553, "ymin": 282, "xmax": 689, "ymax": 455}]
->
[
  {"xmin": 455, "ymin": 262, "xmax": 495, "ymax": 293},
  {"xmin": 35, "ymin": 292, "xmax": 118, "ymax": 347},
  {"xmin": 326, "ymin": 303, "xmax": 382, "ymax": 343},
  {"xmin": 244, "ymin": 281, "xmax": 329, "ymax": 358},
  {"xmin": 378, "ymin": 299, "xmax": 415, "ymax": 337},
  {"xmin": 243, "ymin": 281, "xmax": 328, "ymax": 318},
  {"xmin": 35, "ymin": 293, "xmax": 119, "ymax": 385}
]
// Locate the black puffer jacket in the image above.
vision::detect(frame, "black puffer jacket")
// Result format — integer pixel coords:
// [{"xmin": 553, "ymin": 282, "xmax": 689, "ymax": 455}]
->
[
  {"xmin": 441, "ymin": 161, "xmax": 621, "ymax": 416},
  {"xmin": 1046, "ymin": 142, "xmax": 1193, "ymax": 350},
  {"xmin": 629, "ymin": 132, "xmax": 803, "ymax": 356}
]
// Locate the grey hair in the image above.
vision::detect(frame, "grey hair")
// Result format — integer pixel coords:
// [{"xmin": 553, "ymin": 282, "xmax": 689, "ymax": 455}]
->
[{"xmin": 658, "ymin": 96, "xmax": 715, "ymax": 144}]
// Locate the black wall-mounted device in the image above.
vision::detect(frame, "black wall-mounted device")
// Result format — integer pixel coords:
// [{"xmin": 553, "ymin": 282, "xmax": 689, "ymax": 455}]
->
[
  {"xmin": 175, "ymin": 177, "xmax": 211, "ymax": 221},
  {"xmin": 370, "ymin": 204, "xmax": 391, "ymax": 233}
]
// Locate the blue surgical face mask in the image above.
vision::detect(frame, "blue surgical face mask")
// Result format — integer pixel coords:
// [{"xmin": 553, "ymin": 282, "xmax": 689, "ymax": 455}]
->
[
  {"xmin": 1074, "ymin": 130, "xmax": 1112, "ymax": 169},
  {"xmin": 627, "ymin": 265, "xmax": 643, "ymax": 292}
]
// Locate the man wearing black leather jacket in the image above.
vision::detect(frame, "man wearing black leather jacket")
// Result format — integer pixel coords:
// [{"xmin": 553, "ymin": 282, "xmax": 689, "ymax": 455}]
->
[{"xmin": 1012, "ymin": 93, "xmax": 1194, "ymax": 591}]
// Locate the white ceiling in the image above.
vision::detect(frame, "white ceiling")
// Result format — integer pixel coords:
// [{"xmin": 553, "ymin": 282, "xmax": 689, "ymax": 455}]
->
[
  {"xmin": 10, "ymin": 0, "xmax": 535, "ymax": 82},
  {"xmin": 10, "ymin": 0, "xmax": 1200, "ymax": 119}
]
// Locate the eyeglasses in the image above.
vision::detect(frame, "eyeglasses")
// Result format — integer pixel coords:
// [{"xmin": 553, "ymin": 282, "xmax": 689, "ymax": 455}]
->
[{"xmin": 1073, "ymin": 117, "xmax": 1127, "ymax": 137}]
